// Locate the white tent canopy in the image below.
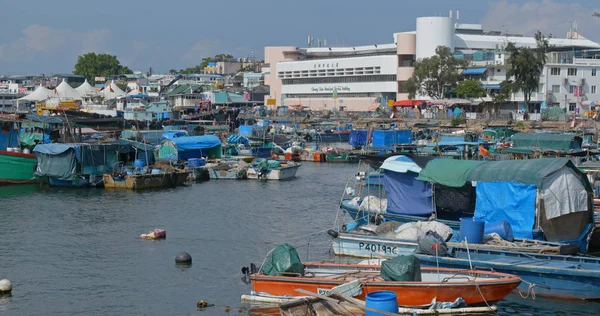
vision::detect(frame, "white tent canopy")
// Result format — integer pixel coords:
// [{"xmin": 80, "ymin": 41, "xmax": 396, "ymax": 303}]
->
[
  {"xmin": 75, "ymin": 79, "xmax": 97, "ymax": 95},
  {"xmin": 18, "ymin": 86, "xmax": 55, "ymax": 101},
  {"xmin": 101, "ymin": 81, "xmax": 127, "ymax": 99},
  {"xmin": 56, "ymin": 80, "xmax": 82, "ymax": 100}
]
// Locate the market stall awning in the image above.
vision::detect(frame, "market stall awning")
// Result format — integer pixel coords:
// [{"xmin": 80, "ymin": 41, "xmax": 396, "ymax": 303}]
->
[{"xmin": 391, "ymin": 100, "xmax": 426, "ymax": 107}]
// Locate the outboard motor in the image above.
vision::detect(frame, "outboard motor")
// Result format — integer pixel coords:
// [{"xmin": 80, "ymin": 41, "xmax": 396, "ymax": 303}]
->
[{"xmin": 241, "ymin": 263, "xmax": 258, "ymax": 284}]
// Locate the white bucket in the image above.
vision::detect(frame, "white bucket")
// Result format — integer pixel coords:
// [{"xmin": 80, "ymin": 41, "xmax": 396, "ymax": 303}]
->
[
  {"xmin": 6, "ymin": 148, "xmax": 14, "ymax": 152},
  {"xmin": 23, "ymin": 148, "xmax": 31, "ymax": 154}
]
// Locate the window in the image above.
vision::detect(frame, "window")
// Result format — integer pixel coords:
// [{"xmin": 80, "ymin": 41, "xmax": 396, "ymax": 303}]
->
[
  {"xmin": 568, "ymin": 68, "xmax": 577, "ymax": 76},
  {"xmin": 282, "ymin": 74, "xmax": 397, "ymax": 85},
  {"xmin": 550, "ymin": 67, "xmax": 561, "ymax": 76},
  {"xmin": 552, "ymin": 85, "xmax": 561, "ymax": 93},
  {"xmin": 593, "ymin": 69, "xmax": 597, "ymax": 77},
  {"xmin": 497, "ymin": 69, "xmax": 501, "ymax": 73},
  {"xmin": 569, "ymin": 85, "xmax": 575, "ymax": 94},
  {"xmin": 569, "ymin": 103, "xmax": 576, "ymax": 112},
  {"xmin": 593, "ymin": 86, "xmax": 597, "ymax": 94}
]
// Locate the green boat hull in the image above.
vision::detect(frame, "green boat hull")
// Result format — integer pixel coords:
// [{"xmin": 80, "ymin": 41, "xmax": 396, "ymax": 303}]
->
[{"xmin": 0, "ymin": 151, "xmax": 42, "ymax": 185}]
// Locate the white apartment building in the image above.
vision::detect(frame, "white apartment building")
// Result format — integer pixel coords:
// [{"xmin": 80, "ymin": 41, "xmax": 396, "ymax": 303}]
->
[{"xmin": 264, "ymin": 14, "xmax": 600, "ymax": 112}]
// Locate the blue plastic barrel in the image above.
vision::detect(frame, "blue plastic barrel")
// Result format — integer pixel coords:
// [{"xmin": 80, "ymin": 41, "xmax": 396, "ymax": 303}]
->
[
  {"xmin": 188, "ymin": 158, "xmax": 202, "ymax": 168},
  {"xmin": 484, "ymin": 220, "xmax": 514, "ymax": 242},
  {"xmin": 460, "ymin": 218, "xmax": 485, "ymax": 244},
  {"xmin": 366, "ymin": 291, "xmax": 398, "ymax": 316},
  {"xmin": 133, "ymin": 159, "xmax": 146, "ymax": 169}
]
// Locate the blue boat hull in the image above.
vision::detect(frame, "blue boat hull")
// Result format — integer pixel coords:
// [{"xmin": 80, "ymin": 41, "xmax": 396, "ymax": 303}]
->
[
  {"xmin": 415, "ymin": 249, "xmax": 600, "ymax": 300},
  {"xmin": 48, "ymin": 176, "xmax": 91, "ymax": 188}
]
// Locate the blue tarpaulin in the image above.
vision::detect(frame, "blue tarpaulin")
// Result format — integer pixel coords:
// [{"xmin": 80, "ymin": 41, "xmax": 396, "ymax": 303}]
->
[
  {"xmin": 474, "ymin": 182, "xmax": 536, "ymax": 239},
  {"xmin": 171, "ymin": 135, "xmax": 221, "ymax": 151},
  {"xmin": 239, "ymin": 125, "xmax": 259, "ymax": 136},
  {"xmin": 372, "ymin": 130, "xmax": 413, "ymax": 147},
  {"xmin": 159, "ymin": 135, "xmax": 222, "ymax": 160},
  {"xmin": 383, "ymin": 169, "xmax": 433, "ymax": 215},
  {"xmin": 349, "ymin": 130, "xmax": 368, "ymax": 147}
]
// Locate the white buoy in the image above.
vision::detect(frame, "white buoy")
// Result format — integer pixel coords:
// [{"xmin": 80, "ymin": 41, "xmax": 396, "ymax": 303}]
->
[{"xmin": 0, "ymin": 279, "xmax": 12, "ymax": 294}]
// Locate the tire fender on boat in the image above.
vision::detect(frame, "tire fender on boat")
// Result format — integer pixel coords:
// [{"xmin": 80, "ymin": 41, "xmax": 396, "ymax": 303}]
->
[{"xmin": 327, "ymin": 229, "xmax": 339, "ymax": 238}]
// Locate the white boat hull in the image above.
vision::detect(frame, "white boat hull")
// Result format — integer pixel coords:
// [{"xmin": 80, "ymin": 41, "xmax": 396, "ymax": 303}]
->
[{"xmin": 247, "ymin": 164, "xmax": 300, "ymax": 180}]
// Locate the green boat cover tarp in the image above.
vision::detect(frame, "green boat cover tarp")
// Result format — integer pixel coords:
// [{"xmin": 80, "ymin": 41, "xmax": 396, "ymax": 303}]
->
[
  {"xmin": 467, "ymin": 158, "xmax": 591, "ymax": 190},
  {"xmin": 509, "ymin": 133, "xmax": 582, "ymax": 154},
  {"xmin": 415, "ymin": 159, "xmax": 485, "ymax": 187},
  {"xmin": 34, "ymin": 148, "xmax": 78, "ymax": 180},
  {"xmin": 416, "ymin": 157, "xmax": 591, "ymax": 191},
  {"xmin": 261, "ymin": 243, "xmax": 304, "ymax": 276},
  {"xmin": 380, "ymin": 255, "xmax": 422, "ymax": 281},
  {"xmin": 19, "ymin": 133, "xmax": 44, "ymax": 146}
]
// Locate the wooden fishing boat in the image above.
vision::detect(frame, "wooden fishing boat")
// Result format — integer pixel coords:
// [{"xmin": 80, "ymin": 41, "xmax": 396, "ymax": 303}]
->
[
  {"xmin": 206, "ymin": 162, "xmax": 247, "ymax": 180},
  {"xmin": 247, "ymin": 262, "xmax": 520, "ymax": 307},
  {"xmin": 0, "ymin": 150, "xmax": 42, "ymax": 185},
  {"xmin": 328, "ymin": 226, "xmax": 583, "ymax": 260},
  {"xmin": 102, "ymin": 170, "xmax": 189, "ymax": 190}
]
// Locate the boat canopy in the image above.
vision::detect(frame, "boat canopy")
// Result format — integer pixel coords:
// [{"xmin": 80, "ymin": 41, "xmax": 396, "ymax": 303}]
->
[
  {"xmin": 372, "ymin": 130, "xmax": 413, "ymax": 148},
  {"xmin": 157, "ymin": 135, "xmax": 222, "ymax": 161},
  {"xmin": 505, "ymin": 133, "xmax": 583, "ymax": 154},
  {"xmin": 33, "ymin": 142, "xmax": 154, "ymax": 180},
  {"xmin": 416, "ymin": 158, "xmax": 592, "ymax": 240},
  {"xmin": 381, "ymin": 155, "xmax": 434, "ymax": 216}
]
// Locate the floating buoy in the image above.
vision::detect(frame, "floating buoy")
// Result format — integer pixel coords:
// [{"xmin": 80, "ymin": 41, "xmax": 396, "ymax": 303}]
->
[
  {"xmin": 140, "ymin": 229, "xmax": 166, "ymax": 239},
  {"xmin": 0, "ymin": 279, "xmax": 12, "ymax": 294},
  {"xmin": 196, "ymin": 300, "xmax": 214, "ymax": 308},
  {"xmin": 175, "ymin": 252, "xmax": 192, "ymax": 264}
]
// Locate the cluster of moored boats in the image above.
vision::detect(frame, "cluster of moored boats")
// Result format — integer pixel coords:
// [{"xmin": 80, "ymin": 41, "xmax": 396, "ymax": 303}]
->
[{"xmin": 240, "ymin": 152, "xmax": 600, "ymax": 315}]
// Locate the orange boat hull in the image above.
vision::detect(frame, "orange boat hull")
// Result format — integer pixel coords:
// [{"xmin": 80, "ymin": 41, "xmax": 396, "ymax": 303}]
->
[{"xmin": 250, "ymin": 264, "xmax": 520, "ymax": 307}]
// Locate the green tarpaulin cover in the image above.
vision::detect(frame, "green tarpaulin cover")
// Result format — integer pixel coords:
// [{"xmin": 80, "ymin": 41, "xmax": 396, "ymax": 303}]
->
[
  {"xmin": 261, "ymin": 243, "xmax": 304, "ymax": 276},
  {"xmin": 416, "ymin": 157, "xmax": 591, "ymax": 191},
  {"xmin": 20, "ymin": 133, "xmax": 44, "ymax": 146},
  {"xmin": 509, "ymin": 133, "xmax": 582, "ymax": 154},
  {"xmin": 380, "ymin": 255, "xmax": 422, "ymax": 281},
  {"xmin": 415, "ymin": 159, "xmax": 485, "ymax": 187}
]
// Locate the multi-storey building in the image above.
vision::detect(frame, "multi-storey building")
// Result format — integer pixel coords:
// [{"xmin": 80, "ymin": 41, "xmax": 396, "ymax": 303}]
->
[{"xmin": 264, "ymin": 14, "xmax": 600, "ymax": 112}]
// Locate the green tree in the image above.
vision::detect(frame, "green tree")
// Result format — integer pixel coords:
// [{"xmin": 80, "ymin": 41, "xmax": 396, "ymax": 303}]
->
[
  {"xmin": 169, "ymin": 69, "xmax": 177, "ymax": 75},
  {"xmin": 492, "ymin": 80, "xmax": 512, "ymax": 106},
  {"xmin": 405, "ymin": 46, "xmax": 468, "ymax": 99},
  {"xmin": 505, "ymin": 31, "xmax": 549, "ymax": 109},
  {"xmin": 73, "ymin": 53, "xmax": 133, "ymax": 83},
  {"xmin": 456, "ymin": 79, "xmax": 487, "ymax": 100},
  {"xmin": 180, "ymin": 54, "xmax": 235, "ymax": 74}
]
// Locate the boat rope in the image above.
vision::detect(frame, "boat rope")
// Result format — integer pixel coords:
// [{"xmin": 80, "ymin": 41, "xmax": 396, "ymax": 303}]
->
[
  {"xmin": 518, "ymin": 279, "xmax": 537, "ymax": 300},
  {"xmin": 474, "ymin": 282, "xmax": 499, "ymax": 315},
  {"xmin": 333, "ymin": 175, "xmax": 353, "ymax": 230}
]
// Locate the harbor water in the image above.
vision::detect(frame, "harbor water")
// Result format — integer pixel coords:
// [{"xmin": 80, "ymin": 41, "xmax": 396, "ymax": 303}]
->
[{"xmin": 0, "ymin": 163, "xmax": 598, "ymax": 315}]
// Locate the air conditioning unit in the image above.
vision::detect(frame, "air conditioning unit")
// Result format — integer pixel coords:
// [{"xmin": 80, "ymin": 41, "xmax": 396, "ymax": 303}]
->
[{"xmin": 546, "ymin": 89, "xmax": 554, "ymax": 95}]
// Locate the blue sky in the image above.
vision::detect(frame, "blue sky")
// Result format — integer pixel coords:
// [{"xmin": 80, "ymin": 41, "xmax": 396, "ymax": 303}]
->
[{"xmin": 1, "ymin": 0, "xmax": 599, "ymax": 75}]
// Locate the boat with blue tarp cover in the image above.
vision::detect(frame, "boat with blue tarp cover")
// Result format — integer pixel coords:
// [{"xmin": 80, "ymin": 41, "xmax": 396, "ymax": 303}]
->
[
  {"xmin": 157, "ymin": 135, "xmax": 222, "ymax": 161},
  {"xmin": 341, "ymin": 156, "xmax": 596, "ymax": 252},
  {"xmin": 33, "ymin": 140, "xmax": 156, "ymax": 187}
]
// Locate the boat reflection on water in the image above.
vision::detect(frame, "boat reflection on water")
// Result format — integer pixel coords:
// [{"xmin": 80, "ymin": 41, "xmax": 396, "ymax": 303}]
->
[{"xmin": 0, "ymin": 184, "xmax": 40, "ymax": 198}]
